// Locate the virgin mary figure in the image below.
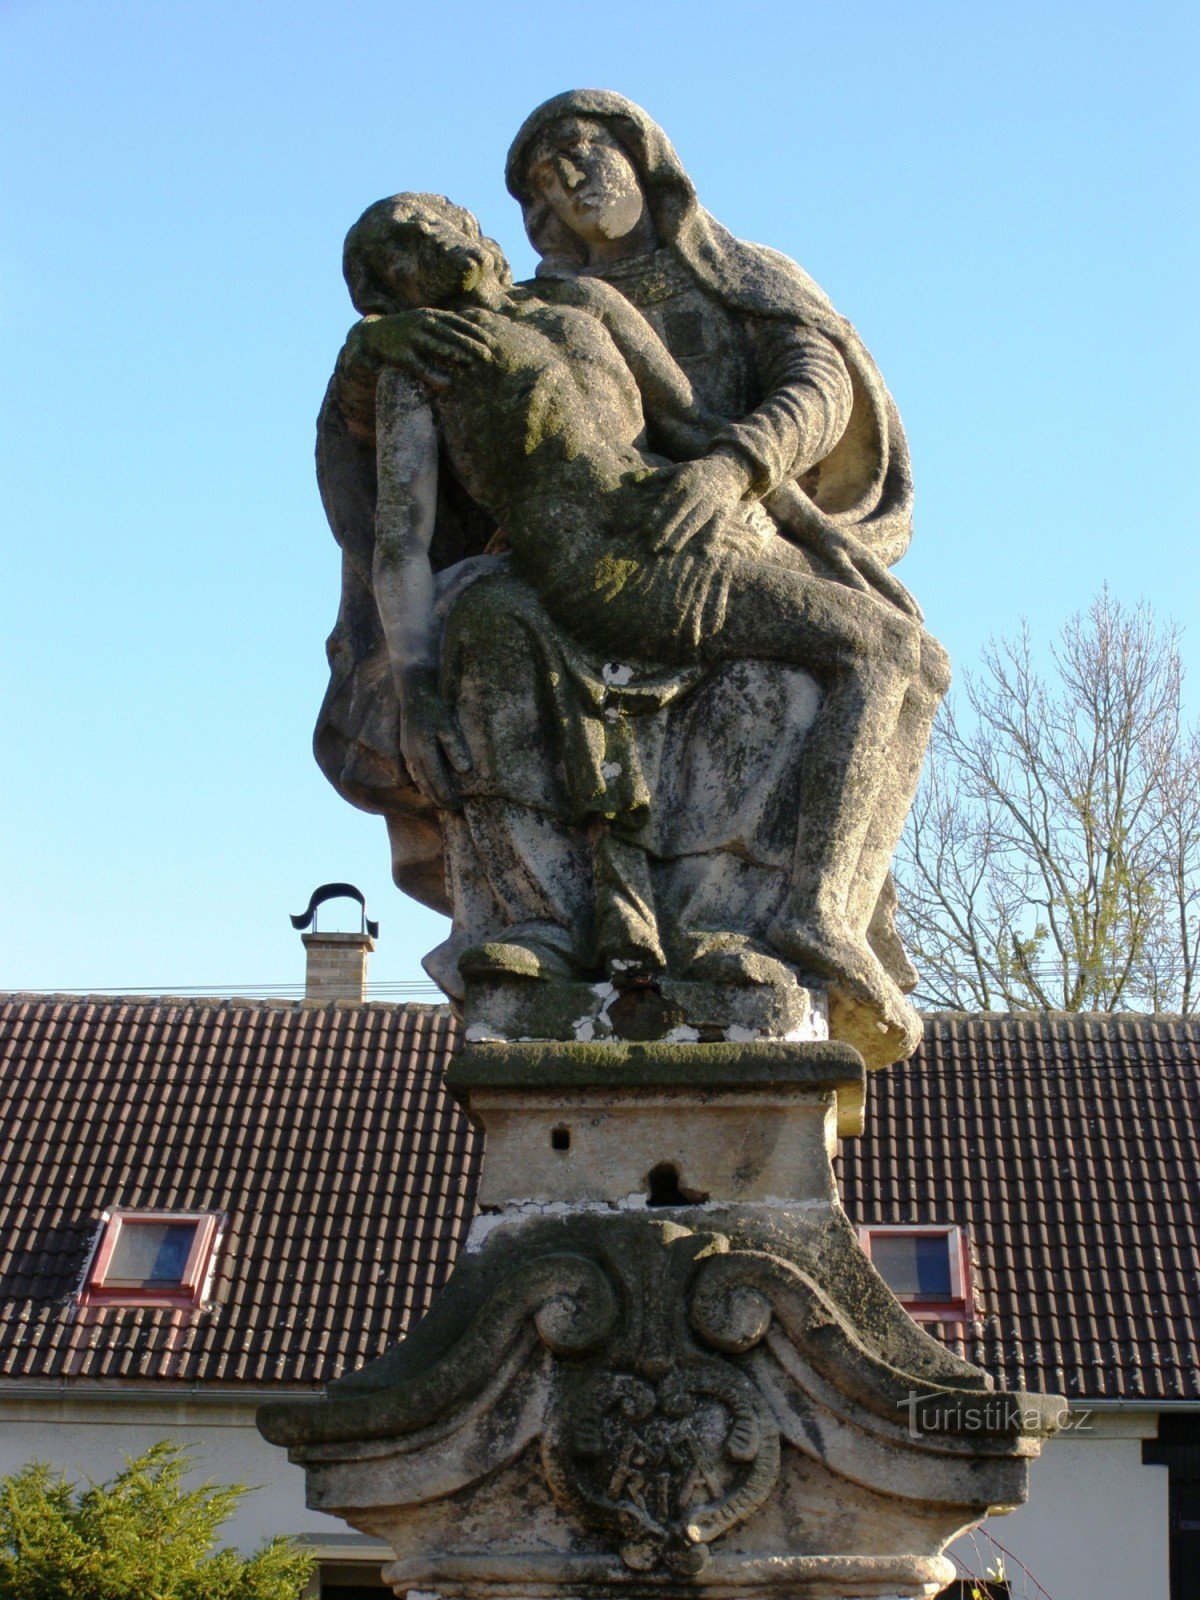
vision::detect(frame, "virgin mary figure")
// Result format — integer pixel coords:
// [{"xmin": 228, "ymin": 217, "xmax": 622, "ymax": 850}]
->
[{"xmin": 311, "ymin": 93, "xmax": 945, "ymax": 1067}]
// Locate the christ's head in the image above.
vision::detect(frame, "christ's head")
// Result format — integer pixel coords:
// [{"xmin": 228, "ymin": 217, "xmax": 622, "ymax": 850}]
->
[{"xmin": 343, "ymin": 193, "xmax": 511, "ymax": 314}]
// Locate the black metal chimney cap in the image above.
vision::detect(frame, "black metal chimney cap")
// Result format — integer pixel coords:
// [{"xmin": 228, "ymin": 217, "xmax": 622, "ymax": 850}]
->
[{"xmin": 290, "ymin": 883, "xmax": 379, "ymax": 939}]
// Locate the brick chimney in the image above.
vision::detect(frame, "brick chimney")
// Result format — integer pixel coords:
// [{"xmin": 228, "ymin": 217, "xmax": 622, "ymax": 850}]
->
[
  {"xmin": 290, "ymin": 884, "xmax": 378, "ymax": 1003},
  {"xmin": 301, "ymin": 930, "xmax": 374, "ymax": 1001}
]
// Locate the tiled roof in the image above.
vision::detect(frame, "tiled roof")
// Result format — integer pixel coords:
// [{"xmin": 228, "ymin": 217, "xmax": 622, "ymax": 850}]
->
[
  {"xmin": 0, "ymin": 998, "xmax": 1196, "ymax": 1401},
  {"xmin": 0, "ymin": 995, "xmax": 474, "ymax": 1386},
  {"xmin": 838, "ymin": 1012, "xmax": 1200, "ymax": 1403}
]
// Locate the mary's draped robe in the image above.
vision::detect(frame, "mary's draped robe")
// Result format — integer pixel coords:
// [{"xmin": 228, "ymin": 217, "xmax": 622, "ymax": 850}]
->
[{"xmin": 313, "ymin": 90, "xmax": 919, "ymax": 1016}]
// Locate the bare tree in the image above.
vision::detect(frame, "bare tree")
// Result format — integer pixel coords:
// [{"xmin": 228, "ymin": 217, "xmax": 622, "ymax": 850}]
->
[{"xmin": 896, "ymin": 591, "xmax": 1199, "ymax": 1013}]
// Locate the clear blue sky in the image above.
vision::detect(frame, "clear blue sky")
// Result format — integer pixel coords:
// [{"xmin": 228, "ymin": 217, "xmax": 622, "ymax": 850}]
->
[{"xmin": 2, "ymin": 0, "xmax": 1197, "ymax": 996}]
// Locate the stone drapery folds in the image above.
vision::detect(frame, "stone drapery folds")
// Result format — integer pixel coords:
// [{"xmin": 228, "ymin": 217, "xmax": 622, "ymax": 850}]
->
[{"xmin": 313, "ymin": 91, "xmax": 948, "ymax": 1068}]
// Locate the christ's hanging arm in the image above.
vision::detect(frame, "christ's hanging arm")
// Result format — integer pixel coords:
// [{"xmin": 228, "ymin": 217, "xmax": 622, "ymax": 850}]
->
[{"xmin": 372, "ymin": 368, "xmax": 471, "ymax": 808}]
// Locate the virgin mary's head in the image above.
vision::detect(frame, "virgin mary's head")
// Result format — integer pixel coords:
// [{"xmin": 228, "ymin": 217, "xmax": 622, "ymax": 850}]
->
[
  {"xmin": 507, "ymin": 91, "xmax": 696, "ymax": 272},
  {"xmin": 518, "ymin": 115, "xmax": 653, "ymax": 267}
]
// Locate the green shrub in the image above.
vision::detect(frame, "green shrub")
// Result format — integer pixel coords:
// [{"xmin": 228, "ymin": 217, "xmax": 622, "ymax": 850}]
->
[{"xmin": 0, "ymin": 1441, "xmax": 313, "ymax": 1599}]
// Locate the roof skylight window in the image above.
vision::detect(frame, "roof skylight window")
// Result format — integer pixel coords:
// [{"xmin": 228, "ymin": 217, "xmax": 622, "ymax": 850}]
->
[
  {"xmin": 77, "ymin": 1210, "xmax": 221, "ymax": 1309},
  {"xmin": 858, "ymin": 1224, "xmax": 972, "ymax": 1324}
]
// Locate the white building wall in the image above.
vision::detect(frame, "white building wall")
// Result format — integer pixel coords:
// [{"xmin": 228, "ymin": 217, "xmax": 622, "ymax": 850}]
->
[
  {"xmin": 0, "ymin": 1395, "xmax": 1175, "ymax": 1600},
  {"xmin": 0, "ymin": 1392, "xmax": 390, "ymax": 1578},
  {"xmin": 950, "ymin": 1410, "xmax": 1170, "ymax": 1600}
]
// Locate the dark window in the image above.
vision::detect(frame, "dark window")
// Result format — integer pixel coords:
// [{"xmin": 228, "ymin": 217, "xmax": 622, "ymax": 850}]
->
[
  {"xmin": 1144, "ymin": 1415, "xmax": 1200, "ymax": 1600},
  {"xmin": 319, "ymin": 1559, "xmax": 391, "ymax": 1595},
  {"xmin": 871, "ymin": 1232, "xmax": 953, "ymax": 1300},
  {"xmin": 106, "ymin": 1221, "xmax": 197, "ymax": 1286}
]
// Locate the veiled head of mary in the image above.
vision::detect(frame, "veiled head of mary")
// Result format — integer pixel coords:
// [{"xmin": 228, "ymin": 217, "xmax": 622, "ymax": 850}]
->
[
  {"xmin": 506, "ymin": 90, "xmax": 698, "ymax": 273},
  {"xmin": 507, "ymin": 93, "xmax": 911, "ymax": 553}
]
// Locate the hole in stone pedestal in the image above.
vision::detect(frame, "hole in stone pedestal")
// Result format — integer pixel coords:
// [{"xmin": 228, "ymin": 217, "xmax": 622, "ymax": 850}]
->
[
  {"xmin": 606, "ymin": 985, "xmax": 683, "ymax": 1041},
  {"xmin": 551, "ymin": 1125, "xmax": 571, "ymax": 1152},
  {"xmin": 646, "ymin": 1161, "xmax": 708, "ymax": 1207}
]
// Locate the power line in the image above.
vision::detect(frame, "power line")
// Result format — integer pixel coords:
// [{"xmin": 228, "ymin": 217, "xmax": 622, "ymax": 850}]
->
[{"xmin": 7, "ymin": 981, "xmax": 445, "ymax": 998}]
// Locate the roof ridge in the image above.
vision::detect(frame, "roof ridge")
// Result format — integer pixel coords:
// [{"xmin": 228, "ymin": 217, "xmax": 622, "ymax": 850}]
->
[
  {"xmin": 0, "ymin": 992, "xmax": 452, "ymax": 1013},
  {"xmin": 4, "ymin": 996, "xmax": 1193, "ymax": 1023},
  {"xmin": 922, "ymin": 1008, "xmax": 1197, "ymax": 1025}
]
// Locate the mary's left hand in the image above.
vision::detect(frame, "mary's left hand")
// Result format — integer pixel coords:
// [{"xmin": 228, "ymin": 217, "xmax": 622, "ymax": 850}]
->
[{"xmin": 642, "ymin": 453, "xmax": 751, "ymax": 555}]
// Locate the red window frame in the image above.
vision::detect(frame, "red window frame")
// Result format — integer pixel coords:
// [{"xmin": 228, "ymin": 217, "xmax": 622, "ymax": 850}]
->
[
  {"xmin": 77, "ymin": 1209, "xmax": 221, "ymax": 1309},
  {"xmin": 857, "ymin": 1224, "xmax": 973, "ymax": 1324}
]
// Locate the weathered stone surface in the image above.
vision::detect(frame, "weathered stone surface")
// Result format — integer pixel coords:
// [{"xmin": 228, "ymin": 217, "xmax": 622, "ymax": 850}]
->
[
  {"xmin": 453, "ymin": 1039, "xmax": 861, "ymax": 1207},
  {"xmin": 463, "ymin": 968, "xmax": 828, "ymax": 1046},
  {"xmin": 259, "ymin": 1043, "xmax": 1063, "ymax": 1598},
  {"xmin": 446, "ymin": 1037, "xmax": 863, "ymax": 1089},
  {"xmin": 261, "ymin": 1210, "xmax": 1056, "ymax": 1598},
  {"xmin": 267, "ymin": 94, "xmax": 1064, "ymax": 1600},
  {"xmin": 311, "ymin": 91, "xmax": 950, "ymax": 1072}
]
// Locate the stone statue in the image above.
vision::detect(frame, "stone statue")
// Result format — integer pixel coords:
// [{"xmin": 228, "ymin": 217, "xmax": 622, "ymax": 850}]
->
[
  {"xmin": 315, "ymin": 91, "xmax": 947, "ymax": 1068},
  {"xmin": 261, "ymin": 93, "xmax": 1062, "ymax": 1600}
]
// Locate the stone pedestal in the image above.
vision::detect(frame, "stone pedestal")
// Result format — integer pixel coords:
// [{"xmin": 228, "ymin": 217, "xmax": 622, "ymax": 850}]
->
[{"xmin": 259, "ymin": 1041, "xmax": 1061, "ymax": 1599}]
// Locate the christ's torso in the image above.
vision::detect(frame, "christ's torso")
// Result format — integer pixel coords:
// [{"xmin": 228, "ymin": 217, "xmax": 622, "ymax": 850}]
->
[{"xmin": 432, "ymin": 294, "xmax": 653, "ymax": 530}]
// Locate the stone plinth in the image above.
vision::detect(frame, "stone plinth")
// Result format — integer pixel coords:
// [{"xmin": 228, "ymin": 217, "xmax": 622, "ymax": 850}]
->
[
  {"xmin": 463, "ymin": 977, "xmax": 831, "ymax": 1059},
  {"xmin": 451, "ymin": 1040, "xmax": 865, "ymax": 1206},
  {"xmin": 259, "ymin": 1041, "xmax": 1062, "ymax": 1599}
]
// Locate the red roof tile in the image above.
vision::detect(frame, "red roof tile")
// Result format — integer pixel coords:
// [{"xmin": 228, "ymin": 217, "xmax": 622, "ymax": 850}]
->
[
  {"xmin": 1, "ymin": 999, "xmax": 1196, "ymax": 1401},
  {"xmin": 0, "ymin": 996, "xmax": 472, "ymax": 1386},
  {"xmin": 839, "ymin": 1012, "xmax": 1200, "ymax": 1402}
]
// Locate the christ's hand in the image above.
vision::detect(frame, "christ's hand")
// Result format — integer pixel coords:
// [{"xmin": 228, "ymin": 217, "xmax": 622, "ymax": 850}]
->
[{"xmin": 398, "ymin": 665, "xmax": 472, "ymax": 809}]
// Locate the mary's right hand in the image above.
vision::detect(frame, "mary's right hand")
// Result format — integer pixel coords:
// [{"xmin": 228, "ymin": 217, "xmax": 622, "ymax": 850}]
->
[
  {"xmin": 640, "ymin": 453, "xmax": 751, "ymax": 555},
  {"xmin": 345, "ymin": 311, "xmax": 501, "ymax": 392}
]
